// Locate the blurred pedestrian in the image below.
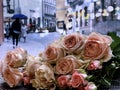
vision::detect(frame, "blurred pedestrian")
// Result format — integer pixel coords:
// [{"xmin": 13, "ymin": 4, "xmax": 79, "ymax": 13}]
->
[
  {"xmin": 21, "ymin": 24, "xmax": 27, "ymax": 42},
  {"xmin": 11, "ymin": 18, "xmax": 21, "ymax": 48},
  {"xmin": 63, "ymin": 22, "xmax": 67, "ymax": 35},
  {"xmin": 5, "ymin": 24, "xmax": 10, "ymax": 40}
]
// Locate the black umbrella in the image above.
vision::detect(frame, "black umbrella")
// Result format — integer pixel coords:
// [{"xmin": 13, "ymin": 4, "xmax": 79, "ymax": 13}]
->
[{"xmin": 12, "ymin": 13, "xmax": 28, "ymax": 19}]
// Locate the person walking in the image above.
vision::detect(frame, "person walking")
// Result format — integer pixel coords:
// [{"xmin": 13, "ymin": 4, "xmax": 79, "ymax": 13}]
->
[
  {"xmin": 63, "ymin": 22, "xmax": 67, "ymax": 35},
  {"xmin": 21, "ymin": 24, "xmax": 27, "ymax": 42},
  {"xmin": 11, "ymin": 18, "xmax": 21, "ymax": 48},
  {"xmin": 5, "ymin": 24, "xmax": 10, "ymax": 41}
]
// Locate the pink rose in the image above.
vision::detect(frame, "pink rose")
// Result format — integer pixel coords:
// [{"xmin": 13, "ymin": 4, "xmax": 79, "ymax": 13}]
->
[
  {"xmin": 82, "ymin": 32, "xmax": 113, "ymax": 61},
  {"xmin": 70, "ymin": 71, "xmax": 85, "ymax": 88},
  {"xmin": 22, "ymin": 76, "xmax": 31, "ymax": 85},
  {"xmin": 41, "ymin": 44, "xmax": 65, "ymax": 64},
  {"xmin": 87, "ymin": 60, "xmax": 102, "ymax": 70},
  {"xmin": 25, "ymin": 55, "xmax": 42, "ymax": 77},
  {"xmin": 1, "ymin": 62, "xmax": 23, "ymax": 87},
  {"xmin": 31, "ymin": 63, "xmax": 55, "ymax": 90},
  {"xmin": 76, "ymin": 82, "xmax": 97, "ymax": 90},
  {"xmin": 5, "ymin": 48, "xmax": 27, "ymax": 68},
  {"xmin": 54, "ymin": 55, "xmax": 82, "ymax": 75},
  {"xmin": 61, "ymin": 33, "xmax": 85, "ymax": 54},
  {"xmin": 84, "ymin": 82, "xmax": 97, "ymax": 90},
  {"xmin": 57, "ymin": 75, "xmax": 71, "ymax": 88},
  {"xmin": 22, "ymin": 71, "xmax": 33, "ymax": 85}
]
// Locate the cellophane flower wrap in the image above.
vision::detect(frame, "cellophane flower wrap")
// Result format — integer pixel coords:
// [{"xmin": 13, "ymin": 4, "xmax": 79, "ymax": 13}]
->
[{"xmin": 0, "ymin": 32, "xmax": 120, "ymax": 90}]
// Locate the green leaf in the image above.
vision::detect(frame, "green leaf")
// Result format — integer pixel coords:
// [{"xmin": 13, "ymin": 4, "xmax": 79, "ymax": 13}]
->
[
  {"xmin": 86, "ymin": 75, "xmax": 93, "ymax": 80},
  {"xmin": 108, "ymin": 32, "xmax": 120, "ymax": 50},
  {"xmin": 100, "ymin": 78, "xmax": 111, "ymax": 86}
]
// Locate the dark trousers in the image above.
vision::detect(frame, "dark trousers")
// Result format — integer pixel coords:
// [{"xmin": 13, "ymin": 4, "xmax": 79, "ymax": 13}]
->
[{"xmin": 12, "ymin": 33, "xmax": 20, "ymax": 46}]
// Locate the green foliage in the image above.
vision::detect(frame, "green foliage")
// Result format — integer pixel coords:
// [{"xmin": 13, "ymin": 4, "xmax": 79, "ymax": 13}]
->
[{"xmin": 108, "ymin": 32, "xmax": 120, "ymax": 50}]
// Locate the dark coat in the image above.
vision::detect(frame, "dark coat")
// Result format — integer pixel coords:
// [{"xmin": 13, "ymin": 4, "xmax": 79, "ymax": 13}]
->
[{"xmin": 11, "ymin": 18, "xmax": 21, "ymax": 34}]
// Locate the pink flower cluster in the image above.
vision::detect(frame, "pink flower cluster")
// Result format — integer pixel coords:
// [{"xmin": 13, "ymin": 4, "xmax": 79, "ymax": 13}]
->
[
  {"xmin": 0, "ymin": 32, "xmax": 113, "ymax": 90},
  {"xmin": 57, "ymin": 69, "xmax": 97, "ymax": 90}
]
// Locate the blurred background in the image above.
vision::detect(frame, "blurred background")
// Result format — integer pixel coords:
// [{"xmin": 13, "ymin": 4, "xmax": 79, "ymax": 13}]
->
[{"xmin": 0, "ymin": 0, "xmax": 120, "ymax": 44}]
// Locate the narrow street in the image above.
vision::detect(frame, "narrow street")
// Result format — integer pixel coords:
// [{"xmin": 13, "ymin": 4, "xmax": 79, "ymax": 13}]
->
[{"xmin": 0, "ymin": 31, "xmax": 61, "ymax": 60}]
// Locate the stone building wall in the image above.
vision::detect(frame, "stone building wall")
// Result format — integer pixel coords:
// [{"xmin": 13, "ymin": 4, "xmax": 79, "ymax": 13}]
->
[{"xmin": 56, "ymin": 0, "xmax": 67, "ymax": 21}]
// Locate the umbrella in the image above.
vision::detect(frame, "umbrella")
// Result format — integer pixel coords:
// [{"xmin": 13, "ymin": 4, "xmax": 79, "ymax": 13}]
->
[{"xmin": 12, "ymin": 14, "xmax": 28, "ymax": 19}]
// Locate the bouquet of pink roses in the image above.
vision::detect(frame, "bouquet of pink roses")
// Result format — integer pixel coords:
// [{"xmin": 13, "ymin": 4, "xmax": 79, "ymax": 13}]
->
[{"xmin": 0, "ymin": 32, "xmax": 120, "ymax": 90}]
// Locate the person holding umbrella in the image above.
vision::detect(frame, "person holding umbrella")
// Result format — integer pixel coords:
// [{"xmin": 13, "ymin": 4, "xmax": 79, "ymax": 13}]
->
[{"xmin": 11, "ymin": 18, "xmax": 21, "ymax": 48}]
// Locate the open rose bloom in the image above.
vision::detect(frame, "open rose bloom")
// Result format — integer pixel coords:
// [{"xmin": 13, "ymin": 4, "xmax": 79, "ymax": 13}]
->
[
  {"xmin": 0, "ymin": 59, "xmax": 23, "ymax": 87},
  {"xmin": 5, "ymin": 48, "xmax": 28, "ymax": 68},
  {"xmin": 40, "ymin": 43, "xmax": 65, "ymax": 64},
  {"xmin": 0, "ymin": 32, "xmax": 114, "ymax": 90},
  {"xmin": 61, "ymin": 33, "xmax": 85, "ymax": 54},
  {"xmin": 31, "ymin": 63, "xmax": 56, "ymax": 90},
  {"xmin": 82, "ymin": 32, "xmax": 113, "ymax": 62},
  {"xmin": 54, "ymin": 55, "xmax": 82, "ymax": 75}
]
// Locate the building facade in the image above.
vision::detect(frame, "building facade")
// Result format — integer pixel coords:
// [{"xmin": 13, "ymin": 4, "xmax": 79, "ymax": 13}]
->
[
  {"xmin": 66, "ymin": 0, "xmax": 120, "ymax": 34},
  {"xmin": 42, "ymin": 0, "xmax": 56, "ymax": 31},
  {"xmin": 0, "ymin": 0, "xmax": 56, "ymax": 44},
  {"xmin": 56, "ymin": 0, "xmax": 69, "ymax": 32},
  {"xmin": 3, "ymin": 0, "xmax": 56, "ymax": 32}
]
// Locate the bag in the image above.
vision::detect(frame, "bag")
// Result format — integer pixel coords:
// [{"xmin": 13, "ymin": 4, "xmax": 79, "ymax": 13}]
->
[{"xmin": 13, "ymin": 30, "xmax": 21, "ymax": 34}]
